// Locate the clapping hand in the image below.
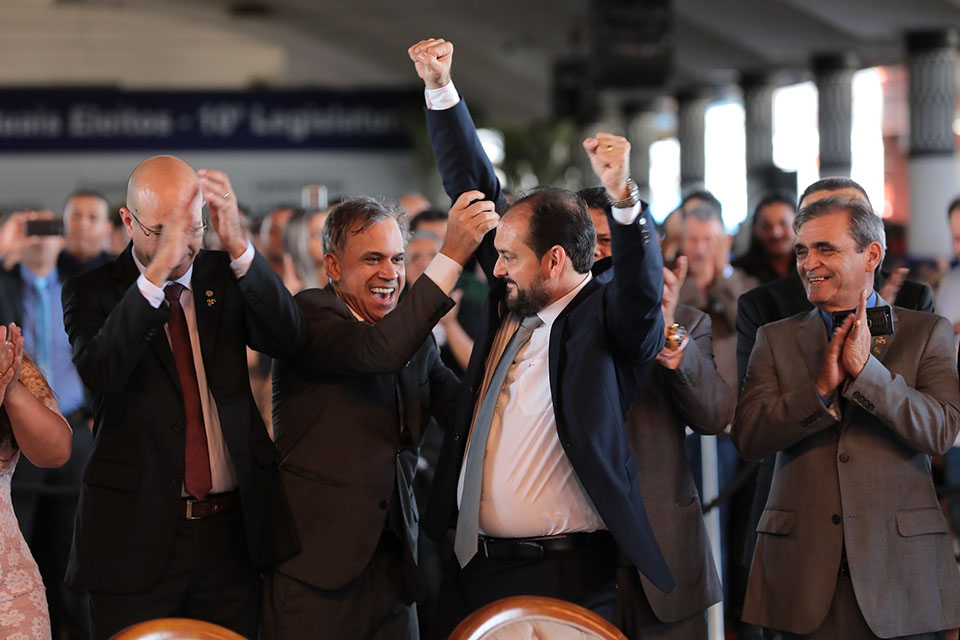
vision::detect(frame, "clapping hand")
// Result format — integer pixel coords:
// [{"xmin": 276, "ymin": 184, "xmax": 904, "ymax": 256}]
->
[
  {"xmin": 662, "ymin": 256, "xmax": 688, "ymax": 328},
  {"xmin": 198, "ymin": 169, "xmax": 247, "ymax": 260},
  {"xmin": 0, "ymin": 324, "xmax": 24, "ymax": 407},
  {"xmin": 143, "ymin": 195, "xmax": 194, "ymax": 287},
  {"xmin": 841, "ymin": 289, "xmax": 871, "ymax": 378}
]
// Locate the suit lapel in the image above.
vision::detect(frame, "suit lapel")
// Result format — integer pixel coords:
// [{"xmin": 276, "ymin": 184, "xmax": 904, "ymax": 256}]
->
[
  {"xmin": 547, "ymin": 278, "xmax": 600, "ymax": 417},
  {"xmin": 865, "ymin": 295, "xmax": 897, "ymax": 363},
  {"xmin": 839, "ymin": 297, "xmax": 898, "ymax": 433},
  {"xmin": 112, "ymin": 247, "xmax": 181, "ymax": 391},
  {"xmin": 190, "ymin": 252, "xmax": 228, "ymax": 380},
  {"xmin": 796, "ymin": 308, "xmax": 828, "ymax": 384}
]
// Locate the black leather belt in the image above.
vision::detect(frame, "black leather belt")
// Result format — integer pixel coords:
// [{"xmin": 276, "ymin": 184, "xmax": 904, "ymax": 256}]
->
[
  {"xmin": 182, "ymin": 491, "xmax": 239, "ymax": 520},
  {"xmin": 477, "ymin": 531, "xmax": 615, "ymax": 560}
]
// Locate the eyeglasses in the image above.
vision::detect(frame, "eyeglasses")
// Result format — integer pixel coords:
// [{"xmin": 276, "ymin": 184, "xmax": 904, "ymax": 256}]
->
[{"xmin": 129, "ymin": 210, "xmax": 208, "ymax": 238}]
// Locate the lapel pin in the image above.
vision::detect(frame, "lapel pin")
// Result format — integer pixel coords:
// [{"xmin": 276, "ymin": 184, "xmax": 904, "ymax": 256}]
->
[
  {"xmin": 206, "ymin": 298, "xmax": 216, "ymax": 307},
  {"xmin": 874, "ymin": 337, "xmax": 886, "ymax": 345},
  {"xmin": 205, "ymin": 290, "xmax": 214, "ymax": 297}
]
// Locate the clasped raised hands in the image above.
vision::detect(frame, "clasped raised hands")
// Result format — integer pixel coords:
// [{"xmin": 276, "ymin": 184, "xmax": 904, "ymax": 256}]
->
[{"xmin": 816, "ymin": 289, "xmax": 871, "ymax": 397}]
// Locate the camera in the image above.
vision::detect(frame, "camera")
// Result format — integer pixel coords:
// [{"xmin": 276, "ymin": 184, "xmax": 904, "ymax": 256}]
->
[{"xmin": 25, "ymin": 219, "xmax": 64, "ymax": 237}]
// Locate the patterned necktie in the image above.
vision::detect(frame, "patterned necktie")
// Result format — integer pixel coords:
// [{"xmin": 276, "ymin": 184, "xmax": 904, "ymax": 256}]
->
[
  {"xmin": 454, "ymin": 314, "xmax": 544, "ymax": 567},
  {"xmin": 32, "ymin": 277, "xmax": 51, "ymax": 378},
  {"xmin": 164, "ymin": 283, "xmax": 212, "ymax": 500}
]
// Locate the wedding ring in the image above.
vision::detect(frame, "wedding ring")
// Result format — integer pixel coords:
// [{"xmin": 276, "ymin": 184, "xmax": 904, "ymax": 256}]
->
[
  {"xmin": 222, "ymin": 192, "xmax": 231, "ymax": 199},
  {"xmin": 605, "ymin": 145, "xmax": 614, "ymax": 151}
]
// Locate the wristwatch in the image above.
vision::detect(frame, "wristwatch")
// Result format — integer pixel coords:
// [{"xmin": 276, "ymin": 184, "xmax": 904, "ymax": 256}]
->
[{"xmin": 608, "ymin": 177, "xmax": 640, "ymax": 209}]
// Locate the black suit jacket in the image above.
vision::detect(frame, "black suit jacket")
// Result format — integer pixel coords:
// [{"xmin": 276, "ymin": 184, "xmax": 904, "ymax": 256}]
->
[
  {"xmin": 735, "ymin": 267, "xmax": 935, "ymax": 566},
  {"xmin": 61, "ymin": 245, "xmax": 304, "ymax": 593},
  {"xmin": 421, "ymin": 98, "xmax": 674, "ymax": 593},
  {"xmin": 271, "ymin": 277, "xmax": 459, "ymax": 595},
  {"xmin": 0, "ymin": 266, "xmax": 26, "ymax": 327}
]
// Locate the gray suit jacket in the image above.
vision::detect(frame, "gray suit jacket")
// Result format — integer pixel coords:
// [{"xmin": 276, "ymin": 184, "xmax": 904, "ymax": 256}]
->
[
  {"xmin": 619, "ymin": 304, "xmax": 728, "ymax": 626},
  {"xmin": 732, "ymin": 301, "xmax": 960, "ymax": 637}
]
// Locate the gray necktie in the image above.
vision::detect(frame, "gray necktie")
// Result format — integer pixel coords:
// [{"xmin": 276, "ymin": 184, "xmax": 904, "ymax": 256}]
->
[{"xmin": 454, "ymin": 313, "xmax": 544, "ymax": 567}]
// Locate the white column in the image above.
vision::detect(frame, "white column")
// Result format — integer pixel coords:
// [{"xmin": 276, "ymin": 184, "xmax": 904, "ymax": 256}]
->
[{"xmin": 906, "ymin": 29, "xmax": 959, "ymax": 259}]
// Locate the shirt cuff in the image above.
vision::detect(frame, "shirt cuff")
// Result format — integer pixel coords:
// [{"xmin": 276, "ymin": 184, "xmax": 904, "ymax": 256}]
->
[
  {"xmin": 817, "ymin": 390, "xmax": 842, "ymax": 421},
  {"xmin": 229, "ymin": 241, "xmax": 255, "ymax": 278},
  {"xmin": 425, "ymin": 81, "xmax": 460, "ymax": 110},
  {"xmin": 611, "ymin": 202, "xmax": 642, "ymax": 225},
  {"xmin": 424, "ymin": 251, "xmax": 463, "ymax": 294},
  {"xmin": 137, "ymin": 273, "xmax": 165, "ymax": 309}
]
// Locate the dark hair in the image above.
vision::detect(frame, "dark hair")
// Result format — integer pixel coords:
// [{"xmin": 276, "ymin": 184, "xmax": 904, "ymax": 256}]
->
[
  {"xmin": 732, "ymin": 191, "xmax": 798, "ymax": 273},
  {"xmin": 322, "ymin": 196, "xmax": 408, "ymax": 256},
  {"xmin": 576, "ymin": 187, "xmax": 612, "ymax": 215},
  {"xmin": 682, "ymin": 189, "xmax": 722, "ymax": 215},
  {"xmin": 509, "ymin": 187, "xmax": 595, "ymax": 274},
  {"xmin": 64, "ymin": 190, "xmax": 109, "ymax": 210},
  {"xmin": 683, "ymin": 204, "xmax": 723, "ymax": 223},
  {"xmin": 410, "ymin": 208, "xmax": 449, "ymax": 232},
  {"xmin": 751, "ymin": 192, "xmax": 796, "ymax": 229},
  {"xmin": 794, "ymin": 195, "xmax": 885, "ymax": 266},
  {"xmin": 798, "ymin": 177, "xmax": 870, "ymax": 208},
  {"xmin": 948, "ymin": 196, "xmax": 960, "ymax": 218}
]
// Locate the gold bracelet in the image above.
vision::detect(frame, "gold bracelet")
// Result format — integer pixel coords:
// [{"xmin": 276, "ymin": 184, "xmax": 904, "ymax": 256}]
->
[{"xmin": 664, "ymin": 323, "xmax": 688, "ymax": 351}]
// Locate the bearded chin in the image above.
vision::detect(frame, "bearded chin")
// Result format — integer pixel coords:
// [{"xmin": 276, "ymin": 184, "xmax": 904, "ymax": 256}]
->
[{"xmin": 505, "ymin": 282, "xmax": 550, "ymax": 316}]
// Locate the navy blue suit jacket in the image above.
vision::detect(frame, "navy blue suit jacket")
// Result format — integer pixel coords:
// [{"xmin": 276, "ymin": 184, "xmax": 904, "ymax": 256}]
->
[{"xmin": 421, "ymin": 98, "xmax": 675, "ymax": 593}]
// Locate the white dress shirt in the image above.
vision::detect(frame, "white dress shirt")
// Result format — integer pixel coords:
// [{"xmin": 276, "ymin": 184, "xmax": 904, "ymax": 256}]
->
[
  {"xmin": 430, "ymin": 80, "xmax": 644, "ymax": 535},
  {"xmin": 459, "ymin": 273, "xmax": 608, "ymax": 537},
  {"xmin": 133, "ymin": 243, "xmax": 256, "ymax": 495}
]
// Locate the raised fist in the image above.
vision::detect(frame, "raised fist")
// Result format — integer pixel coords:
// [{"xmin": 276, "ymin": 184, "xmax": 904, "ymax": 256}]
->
[
  {"xmin": 440, "ymin": 190, "xmax": 498, "ymax": 266},
  {"xmin": 582, "ymin": 134, "xmax": 631, "ymax": 202},
  {"xmin": 408, "ymin": 38, "xmax": 454, "ymax": 90}
]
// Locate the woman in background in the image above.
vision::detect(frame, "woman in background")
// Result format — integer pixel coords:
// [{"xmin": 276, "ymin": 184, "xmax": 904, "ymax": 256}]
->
[
  {"xmin": 0, "ymin": 323, "xmax": 72, "ymax": 639},
  {"xmin": 731, "ymin": 192, "xmax": 797, "ymax": 284}
]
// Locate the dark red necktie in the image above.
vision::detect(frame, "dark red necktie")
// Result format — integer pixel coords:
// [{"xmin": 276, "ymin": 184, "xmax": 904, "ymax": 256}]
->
[{"xmin": 164, "ymin": 283, "xmax": 212, "ymax": 500}]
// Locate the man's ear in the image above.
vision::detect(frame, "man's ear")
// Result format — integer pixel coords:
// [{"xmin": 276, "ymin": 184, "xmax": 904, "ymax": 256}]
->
[
  {"xmin": 541, "ymin": 245, "xmax": 567, "ymax": 279},
  {"xmin": 324, "ymin": 253, "xmax": 341, "ymax": 285},
  {"xmin": 865, "ymin": 241, "xmax": 883, "ymax": 273},
  {"xmin": 118, "ymin": 207, "xmax": 135, "ymax": 239}
]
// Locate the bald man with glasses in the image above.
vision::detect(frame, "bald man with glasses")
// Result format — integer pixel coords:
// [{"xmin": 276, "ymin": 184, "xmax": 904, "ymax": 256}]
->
[{"xmin": 61, "ymin": 155, "xmax": 304, "ymax": 639}]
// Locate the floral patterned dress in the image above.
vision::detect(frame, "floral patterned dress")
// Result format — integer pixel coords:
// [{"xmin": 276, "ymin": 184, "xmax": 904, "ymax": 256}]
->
[{"xmin": 0, "ymin": 440, "xmax": 51, "ymax": 639}]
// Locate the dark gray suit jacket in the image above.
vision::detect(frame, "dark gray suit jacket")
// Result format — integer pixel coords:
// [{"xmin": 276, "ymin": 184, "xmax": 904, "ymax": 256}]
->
[
  {"xmin": 619, "ymin": 304, "xmax": 729, "ymax": 628},
  {"xmin": 733, "ymin": 302, "xmax": 960, "ymax": 637},
  {"xmin": 271, "ymin": 275, "xmax": 458, "ymax": 596}
]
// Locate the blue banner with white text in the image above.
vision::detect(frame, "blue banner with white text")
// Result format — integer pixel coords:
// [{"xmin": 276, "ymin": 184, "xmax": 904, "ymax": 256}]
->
[{"xmin": 0, "ymin": 88, "xmax": 418, "ymax": 152}]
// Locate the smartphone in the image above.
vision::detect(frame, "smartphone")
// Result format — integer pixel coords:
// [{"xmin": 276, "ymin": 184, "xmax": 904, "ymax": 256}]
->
[
  {"xmin": 25, "ymin": 219, "xmax": 64, "ymax": 237},
  {"xmin": 830, "ymin": 305, "xmax": 894, "ymax": 336}
]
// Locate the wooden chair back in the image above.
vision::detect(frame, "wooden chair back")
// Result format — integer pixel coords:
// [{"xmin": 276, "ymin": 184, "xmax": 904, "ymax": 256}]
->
[{"xmin": 448, "ymin": 595, "xmax": 628, "ymax": 640}]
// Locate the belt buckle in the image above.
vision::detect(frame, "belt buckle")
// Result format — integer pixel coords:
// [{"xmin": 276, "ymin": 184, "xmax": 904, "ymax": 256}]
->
[
  {"xmin": 185, "ymin": 499, "xmax": 201, "ymax": 520},
  {"xmin": 517, "ymin": 541, "xmax": 544, "ymax": 559},
  {"xmin": 480, "ymin": 537, "xmax": 490, "ymax": 558}
]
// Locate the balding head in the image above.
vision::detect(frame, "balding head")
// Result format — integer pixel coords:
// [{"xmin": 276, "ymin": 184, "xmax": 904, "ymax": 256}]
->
[
  {"xmin": 126, "ymin": 155, "xmax": 200, "ymax": 214},
  {"xmin": 120, "ymin": 155, "xmax": 205, "ymax": 280}
]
